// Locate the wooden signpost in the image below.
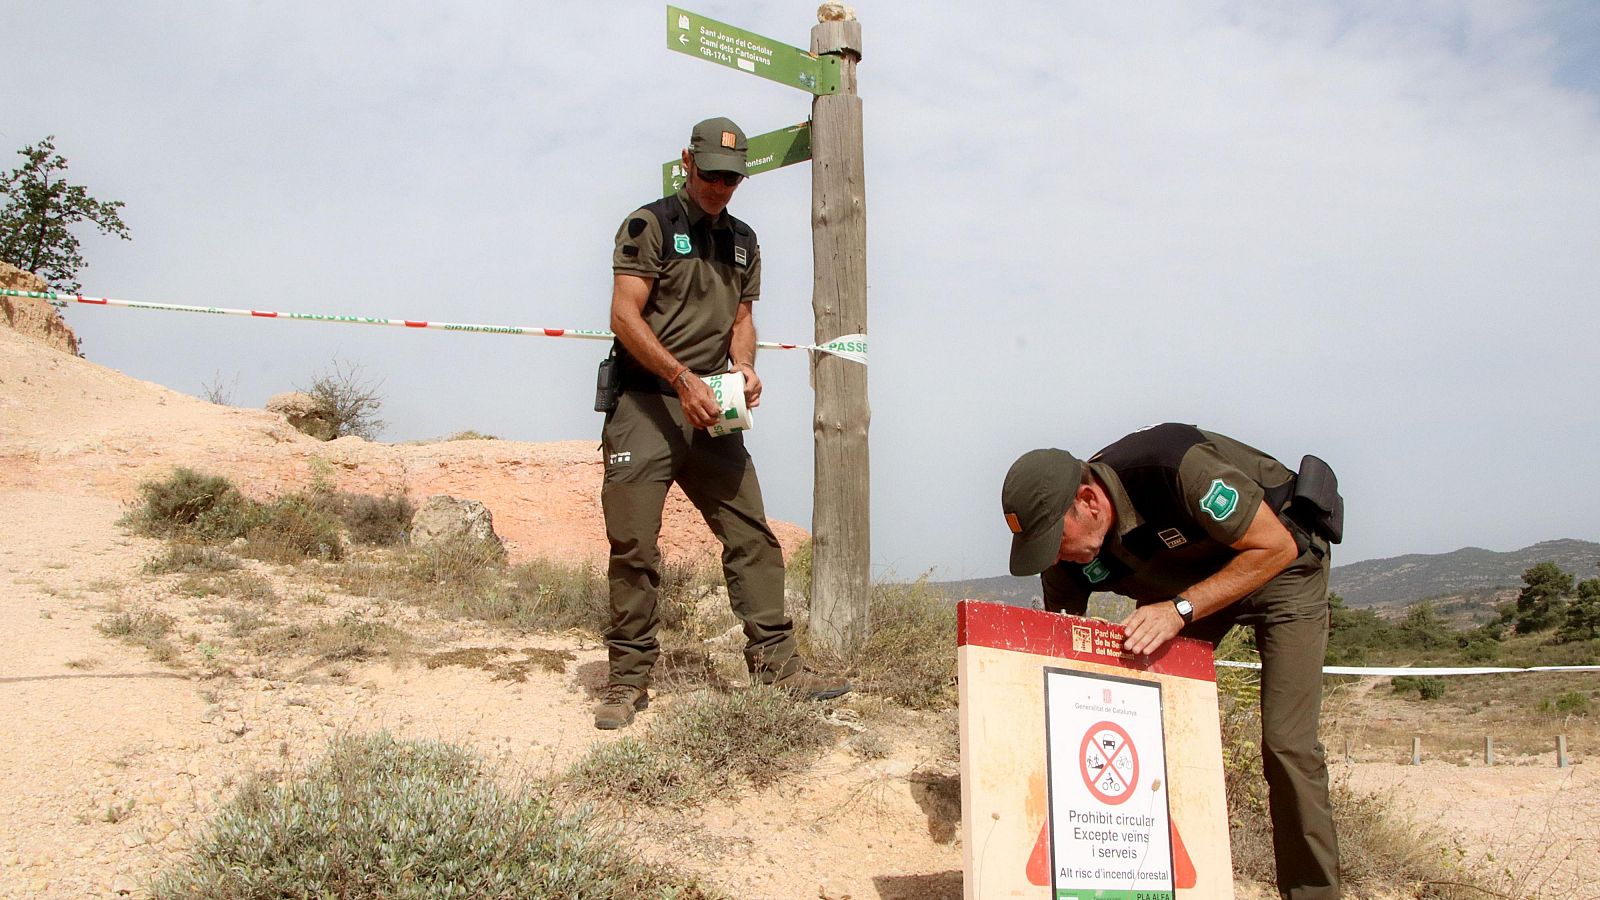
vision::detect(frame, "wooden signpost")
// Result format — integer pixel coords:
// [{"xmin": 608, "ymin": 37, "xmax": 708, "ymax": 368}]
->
[{"xmin": 664, "ymin": 5, "xmax": 870, "ymax": 654}]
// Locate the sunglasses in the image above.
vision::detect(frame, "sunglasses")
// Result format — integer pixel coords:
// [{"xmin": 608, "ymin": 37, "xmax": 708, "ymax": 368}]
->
[{"xmin": 696, "ymin": 169, "xmax": 745, "ymax": 187}]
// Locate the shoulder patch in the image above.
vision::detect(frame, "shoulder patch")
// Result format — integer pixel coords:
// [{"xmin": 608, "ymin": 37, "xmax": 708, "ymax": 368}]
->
[
  {"xmin": 627, "ymin": 217, "xmax": 647, "ymax": 238},
  {"xmin": 673, "ymin": 233, "xmax": 692, "ymax": 255},
  {"xmin": 1082, "ymin": 559, "xmax": 1111, "ymax": 584},
  {"xmin": 1199, "ymin": 479, "xmax": 1240, "ymax": 521},
  {"xmin": 621, "ymin": 245, "xmax": 639, "ymax": 257}
]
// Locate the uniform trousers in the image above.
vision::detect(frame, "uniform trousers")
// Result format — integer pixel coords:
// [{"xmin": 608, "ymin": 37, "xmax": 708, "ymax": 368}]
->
[
  {"xmin": 600, "ymin": 389, "xmax": 798, "ymax": 688},
  {"xmin": 1182, "ymin": 536, "xmax": 1340, "ymax": 900}
]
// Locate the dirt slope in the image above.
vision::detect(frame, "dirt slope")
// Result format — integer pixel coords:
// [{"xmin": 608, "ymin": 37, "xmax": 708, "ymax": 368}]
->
[{"xmin": 0, "ymin": 321, "xmax": 806, "ymax": 566}]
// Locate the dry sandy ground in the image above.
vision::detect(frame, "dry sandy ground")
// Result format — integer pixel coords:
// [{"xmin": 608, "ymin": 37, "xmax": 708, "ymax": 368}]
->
[{"xmin": 1, "ymin": 300, "xmax": 1595, "ymax": 898}]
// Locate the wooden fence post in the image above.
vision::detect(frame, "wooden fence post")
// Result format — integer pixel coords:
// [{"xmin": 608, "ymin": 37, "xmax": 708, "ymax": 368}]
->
[
  {"xmin": 1411, "ymin": 736, "xmax": 1422, "ymax": 766},
  {"xmin": 1484, "ymin": 735, "xmax": 1494, "ymax": 766}
]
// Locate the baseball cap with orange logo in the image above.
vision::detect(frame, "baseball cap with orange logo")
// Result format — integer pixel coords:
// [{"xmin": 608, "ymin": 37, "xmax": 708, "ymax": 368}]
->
[
  {"xmin": 688, "ymin": 116, "xmax": 748, "ymax": 174},
  {"xmin": 1001, "ymin": 448, "xmax": 1083, "ymax": 576}
]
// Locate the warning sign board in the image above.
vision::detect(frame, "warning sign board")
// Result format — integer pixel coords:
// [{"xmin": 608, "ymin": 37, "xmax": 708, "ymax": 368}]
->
[
  {"xmin": 957, "ymin": 601, "xmax": 1231, "ymax": 899},
  {"xmin": 1045, "ymin": 669, "xmax": 1173, "ymax": 898}
]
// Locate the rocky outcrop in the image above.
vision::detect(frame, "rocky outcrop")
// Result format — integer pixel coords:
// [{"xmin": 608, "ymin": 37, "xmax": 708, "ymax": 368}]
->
[
  {"xmin": 266, "ymin": 391, "xmax": 336, "ymax": 441},
  {"xmin": 410, "ymin": 495, "xmax": 506, "ymax": 557}
]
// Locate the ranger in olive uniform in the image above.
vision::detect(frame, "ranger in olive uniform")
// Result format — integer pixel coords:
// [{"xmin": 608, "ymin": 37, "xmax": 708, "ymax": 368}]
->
[
  {"xmin": 1002, "ymin": 424, "xmax": 1345, "ymax": 899},
  {"xmin": 595, "ymin": 117, "xmax": 847, "ymax": 730}
]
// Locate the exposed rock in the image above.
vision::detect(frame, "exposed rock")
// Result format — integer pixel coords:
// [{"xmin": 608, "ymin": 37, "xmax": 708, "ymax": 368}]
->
[
  {"xmin": 410, "ymin": 495, "xmax": 505, "ymax": 556},
  {"xmin": 0, "ymin": 262, "xmax": 79, "ymax": 355},
  {"xmin": 266, "ymin": 391, "xmax": 336, "ymax": 440}
]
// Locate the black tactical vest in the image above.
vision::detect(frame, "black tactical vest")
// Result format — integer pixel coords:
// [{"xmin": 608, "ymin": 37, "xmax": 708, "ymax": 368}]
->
[{"xmin": 615, "ymin": 195, "xmax": 759, "ymax": 394}]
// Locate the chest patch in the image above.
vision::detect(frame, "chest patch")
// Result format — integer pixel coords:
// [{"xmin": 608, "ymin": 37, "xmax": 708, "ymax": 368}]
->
[
  {"xmin": 734, "ymin": 245, "xmax": 748, "ymax": 266},
  {"xmin": 1082, "ymin": 559, "xmax": 1111, "ymax": 584},
  {"xmin": 1157, "ymin": 527, "xmax": 1188, "ymax": 549},
  {"xmin": 1199, "ymin": 479, "xmax": 1240, "ymax": 521},
  {"xmin": 673, "ymin": 233, "xmax": 692, "ymax": 255}
]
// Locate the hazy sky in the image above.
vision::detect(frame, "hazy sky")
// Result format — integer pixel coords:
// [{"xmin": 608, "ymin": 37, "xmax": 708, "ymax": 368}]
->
[{"xmin": 7, "ymin": 1, "xmax": 1599, "ymax": 580}]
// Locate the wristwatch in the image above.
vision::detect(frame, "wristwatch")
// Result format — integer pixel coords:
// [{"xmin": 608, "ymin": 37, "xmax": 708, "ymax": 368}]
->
[{"xmin": 1172, "ymin": 596, "xmax": 1195, "ymax": 624}]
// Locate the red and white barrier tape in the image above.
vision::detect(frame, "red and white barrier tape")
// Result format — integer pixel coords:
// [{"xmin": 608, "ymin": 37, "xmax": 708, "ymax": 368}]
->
[{"xmin": 1, "ymin": 288, "xmax": 868, "ymax": 365}]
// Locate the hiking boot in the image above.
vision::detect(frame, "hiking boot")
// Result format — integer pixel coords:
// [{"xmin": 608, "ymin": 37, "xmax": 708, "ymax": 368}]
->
[
  {"xmin": 772, "ymin": 668, "xmax": 852, "ymax": 701},
  {"xmin": 594, "ymin": 683, "xmax": 648, "ymax": 730}
]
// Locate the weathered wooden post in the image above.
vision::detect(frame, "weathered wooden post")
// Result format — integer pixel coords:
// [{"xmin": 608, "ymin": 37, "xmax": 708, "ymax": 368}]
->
[
  {"xmin": 1484, "ymin": 735, "xmax": 1495, "ymax": 766},
  {"xmin": 1411, "ymin": 736, "xmax": 1422, "ymax": 766},
  {"xmin": 1557, "ymin": 734, "xmax": 1569, "ymax": 768},
  {"xmin": 807, "ymin": 6, "xmax": 869, "ymax": 654}
]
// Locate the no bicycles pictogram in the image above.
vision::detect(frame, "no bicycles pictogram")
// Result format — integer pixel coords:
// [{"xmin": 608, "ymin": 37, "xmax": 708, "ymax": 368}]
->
[{"xmin": 1078, "ymin": 721, "xmax": 1139, "ymax": 805}]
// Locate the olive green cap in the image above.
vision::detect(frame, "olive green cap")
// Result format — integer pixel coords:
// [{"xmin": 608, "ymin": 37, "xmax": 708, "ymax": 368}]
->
[
  {"xmin": 1002, "ymin": 448, "xmax": 1083, "ymax": 576},
  {"xmin": 688, "ymin": 117, "xmax": 748, "ymax": 174}
]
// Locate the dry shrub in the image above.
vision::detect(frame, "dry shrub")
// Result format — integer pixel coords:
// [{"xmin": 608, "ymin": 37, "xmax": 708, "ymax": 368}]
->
[
  {"xmin": 98, "ymin": 607, "xmax": 180, "ymax": 662},
  {"xmin": 144, "ymin": 543, "xmax": 241, "ymax": 575},
  {"xmin": 251, "ymin": 611, "xmax": 411, "ymax": 664},
  {"xmin": 565, "ymin": 686, "xmax": 834, "ymax": 807},
  {"xmin": 336, "ymin": 492, "xmax": 414, "ymax": 546},
  {"xmin": 123, "ymin": 468, "xmax": 253, "ymax": 542},
  {"xmin": 841, "ymin": 576, "xmax": 957, "ymax": 710},
  {"xmin": 243, "ymin": 494, "xmax": 344, "ymax": 563},
  {"xmin": 149, "ymin": 732, "xmax": 720, "ymax": 899}
]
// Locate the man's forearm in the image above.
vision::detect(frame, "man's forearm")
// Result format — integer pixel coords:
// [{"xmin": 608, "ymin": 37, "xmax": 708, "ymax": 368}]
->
[
  {"xmin": 729, "ymin": 311, "xmax": 757, "ymax": 369},
  {"xmin": 612, "ymin": 306, "xmax": 690, "ymax": 384},
  {"xmin": 1183, "ymin": 544, "xmax": 1298, "ymax": 619}
]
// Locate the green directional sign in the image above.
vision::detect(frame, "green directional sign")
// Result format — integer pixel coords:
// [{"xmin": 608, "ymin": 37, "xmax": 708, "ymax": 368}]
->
[
  {"xmin": 661, "ymin": 121, "xmax": 813, "ymax": 196},
  {"xmin": 666, "ymin": 6, "xmax": 840, "ymax": 95}
]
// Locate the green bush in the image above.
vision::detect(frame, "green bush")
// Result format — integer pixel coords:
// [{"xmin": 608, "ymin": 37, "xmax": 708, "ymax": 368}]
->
[
  {"xmin": 1539, "ymin": 691, "xmax": 1592, "ymax": 716},
  {"xmin": 1391, "ymin": 675, "xmax": 1447, "ymax": 700},
  {"xmin": 149, "ymin": 732, "xmax": 719, "ymax": 899},
  {"xmin": 565, "ymin": 686, "xmax": 832, "ymax": 808}
]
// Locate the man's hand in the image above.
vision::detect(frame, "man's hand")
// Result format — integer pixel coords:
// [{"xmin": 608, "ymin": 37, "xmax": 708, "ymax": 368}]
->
[
  {"xmin": 1119, "ymin": 602, "xmax": 1185, "ymax": 657},
  {"xmin": 736, "ymin": 362, "xmax": 762, "ymax": 409},
  {"xmin": 675, "ymin": 372, "xmax": 723, "ymax": 429}
]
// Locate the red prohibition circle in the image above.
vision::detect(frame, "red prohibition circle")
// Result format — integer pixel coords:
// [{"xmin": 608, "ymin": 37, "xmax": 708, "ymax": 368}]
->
[{"xmin": 1078, "ymin": 720, "xmax": 1139, "ymax": 805}]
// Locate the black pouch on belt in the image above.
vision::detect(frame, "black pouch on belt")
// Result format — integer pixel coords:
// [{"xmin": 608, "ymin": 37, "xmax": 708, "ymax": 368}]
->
[
  {"xmin": 593, "ymin": 346, "xmax": 620, "ymax": 413},
  {"xmin": 1290, "ymin": 454, "xmax": 1344, "ymax": 544}
]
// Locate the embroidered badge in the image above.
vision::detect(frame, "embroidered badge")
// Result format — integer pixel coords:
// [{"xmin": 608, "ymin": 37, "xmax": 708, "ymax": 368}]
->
[
  {"xmin": 673, "ymin": 233, "xmax": 692, "ymax": 254},
  {"xmin": 1158, "ymin": 527, "xmax": 1188, "ymax": 549},
  {"xmin": 734, "ymin": 245, "xmax": 748, "ymax": 266},
  {"xmin": 721, "ymin": 131, "xmax": 737, "ymax": 149},
  {"xmin": 608, "ymin": 451, "xmax": 632, "ymax": 466},
  {"xmin": 1083, "ymin": 559, "xmax": 1110, "ymax": 584},
  {"xmin": 1004, "ymin": 512, "xmax": 1022, "ymax": 534},
  {"xmin": 1199, "ymin": 479, "xmax": 1240, "ymax": 521}
]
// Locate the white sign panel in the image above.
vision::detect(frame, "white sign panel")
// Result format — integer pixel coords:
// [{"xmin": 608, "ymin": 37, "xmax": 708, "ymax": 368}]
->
[{"xmin": 1044, "ymin": 667, "xmax": 1174, "ymax": 899}]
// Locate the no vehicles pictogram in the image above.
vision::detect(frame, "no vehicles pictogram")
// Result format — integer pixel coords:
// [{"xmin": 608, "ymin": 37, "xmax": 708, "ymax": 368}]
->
[{"xmin": 1078, "ymin": 721, "xmax": 1139, "ymax": 805}]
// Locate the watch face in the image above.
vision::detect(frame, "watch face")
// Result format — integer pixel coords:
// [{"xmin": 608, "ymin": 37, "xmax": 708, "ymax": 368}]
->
[{"xmin": 1175, "ymin": 598, "xmax": 1194, "ymax": 619}]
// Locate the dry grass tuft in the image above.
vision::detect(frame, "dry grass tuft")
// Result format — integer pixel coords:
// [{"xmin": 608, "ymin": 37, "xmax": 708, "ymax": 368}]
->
[
  {"xmin": 149, "ymin": 732, "xmax": 721, "ymax": 898},
  {"xmin": 564, "ymin": 686, "xmax": 836, "ymax": 808}
]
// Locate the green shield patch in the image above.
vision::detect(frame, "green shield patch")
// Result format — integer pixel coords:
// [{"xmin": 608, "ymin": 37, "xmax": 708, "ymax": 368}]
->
[
  {"xmin": 673, "ymin": 233, "xmax": 692, "ymax": 254},
  {"xmin": 1199, "ymin": 479, "xmax": 1240, "ymax": 521},
  {"xmin": 1083, "ymin": 559, "xmax": 1110, "ymax": 584}
]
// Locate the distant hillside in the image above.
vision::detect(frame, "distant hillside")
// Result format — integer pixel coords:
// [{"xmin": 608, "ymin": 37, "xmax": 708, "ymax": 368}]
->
[
  {"xmin": 1329, "ymin": 539, "xmax": 1600, "ymax": 608},
  {"xmin": 929, "ymin": 540, "xmax": 1600, "ymax": 619}
]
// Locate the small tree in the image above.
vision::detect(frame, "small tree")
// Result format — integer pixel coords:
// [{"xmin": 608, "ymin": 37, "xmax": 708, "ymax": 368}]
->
[
  {"xmin": 1514, "ymin": 562, "xmax": 1573, "ymax": 634},
  {"xmin": 300, "ymin": 359, "xmax": 386, "ymax": 440},
  {"xmin": 1557, "ymin": 578, "xmax": 1600, "ymax": 644},
  {"xmin": 0, "ymin": 136, "xmax": 130, "ymax": 291}
]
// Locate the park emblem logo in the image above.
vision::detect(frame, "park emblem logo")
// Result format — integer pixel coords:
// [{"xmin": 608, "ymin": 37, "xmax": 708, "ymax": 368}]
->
[
  {"xmin": 1199, "ymin": 479, "xmax": 1240, "ymax": 521},
  {"xmin": 1082, "ymin": 559, "xmax": 1110, "ymax": 584},
  {"xmin": 673, "ymin": 233, "xmax": 692, "ymax": 254}
]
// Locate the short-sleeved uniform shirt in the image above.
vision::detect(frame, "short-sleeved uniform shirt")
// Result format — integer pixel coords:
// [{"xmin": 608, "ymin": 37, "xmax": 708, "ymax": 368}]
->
[
  {"xmin": 611, "ymin": 189, "xmax": 761, "ymax": 383},
  {"xmin": 1041, "ymin": 423, "xmax": 1296, "ymax": 611}
]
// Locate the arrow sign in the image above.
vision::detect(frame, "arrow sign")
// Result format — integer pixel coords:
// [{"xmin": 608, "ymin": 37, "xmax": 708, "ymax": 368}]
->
[
  {"xmin": 662, "ymin": 121, "xmax": 813, "ymax": 195},
  {"xmin": 666, "ymin": 6, "xmax": 840, "ymax": 95}
]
